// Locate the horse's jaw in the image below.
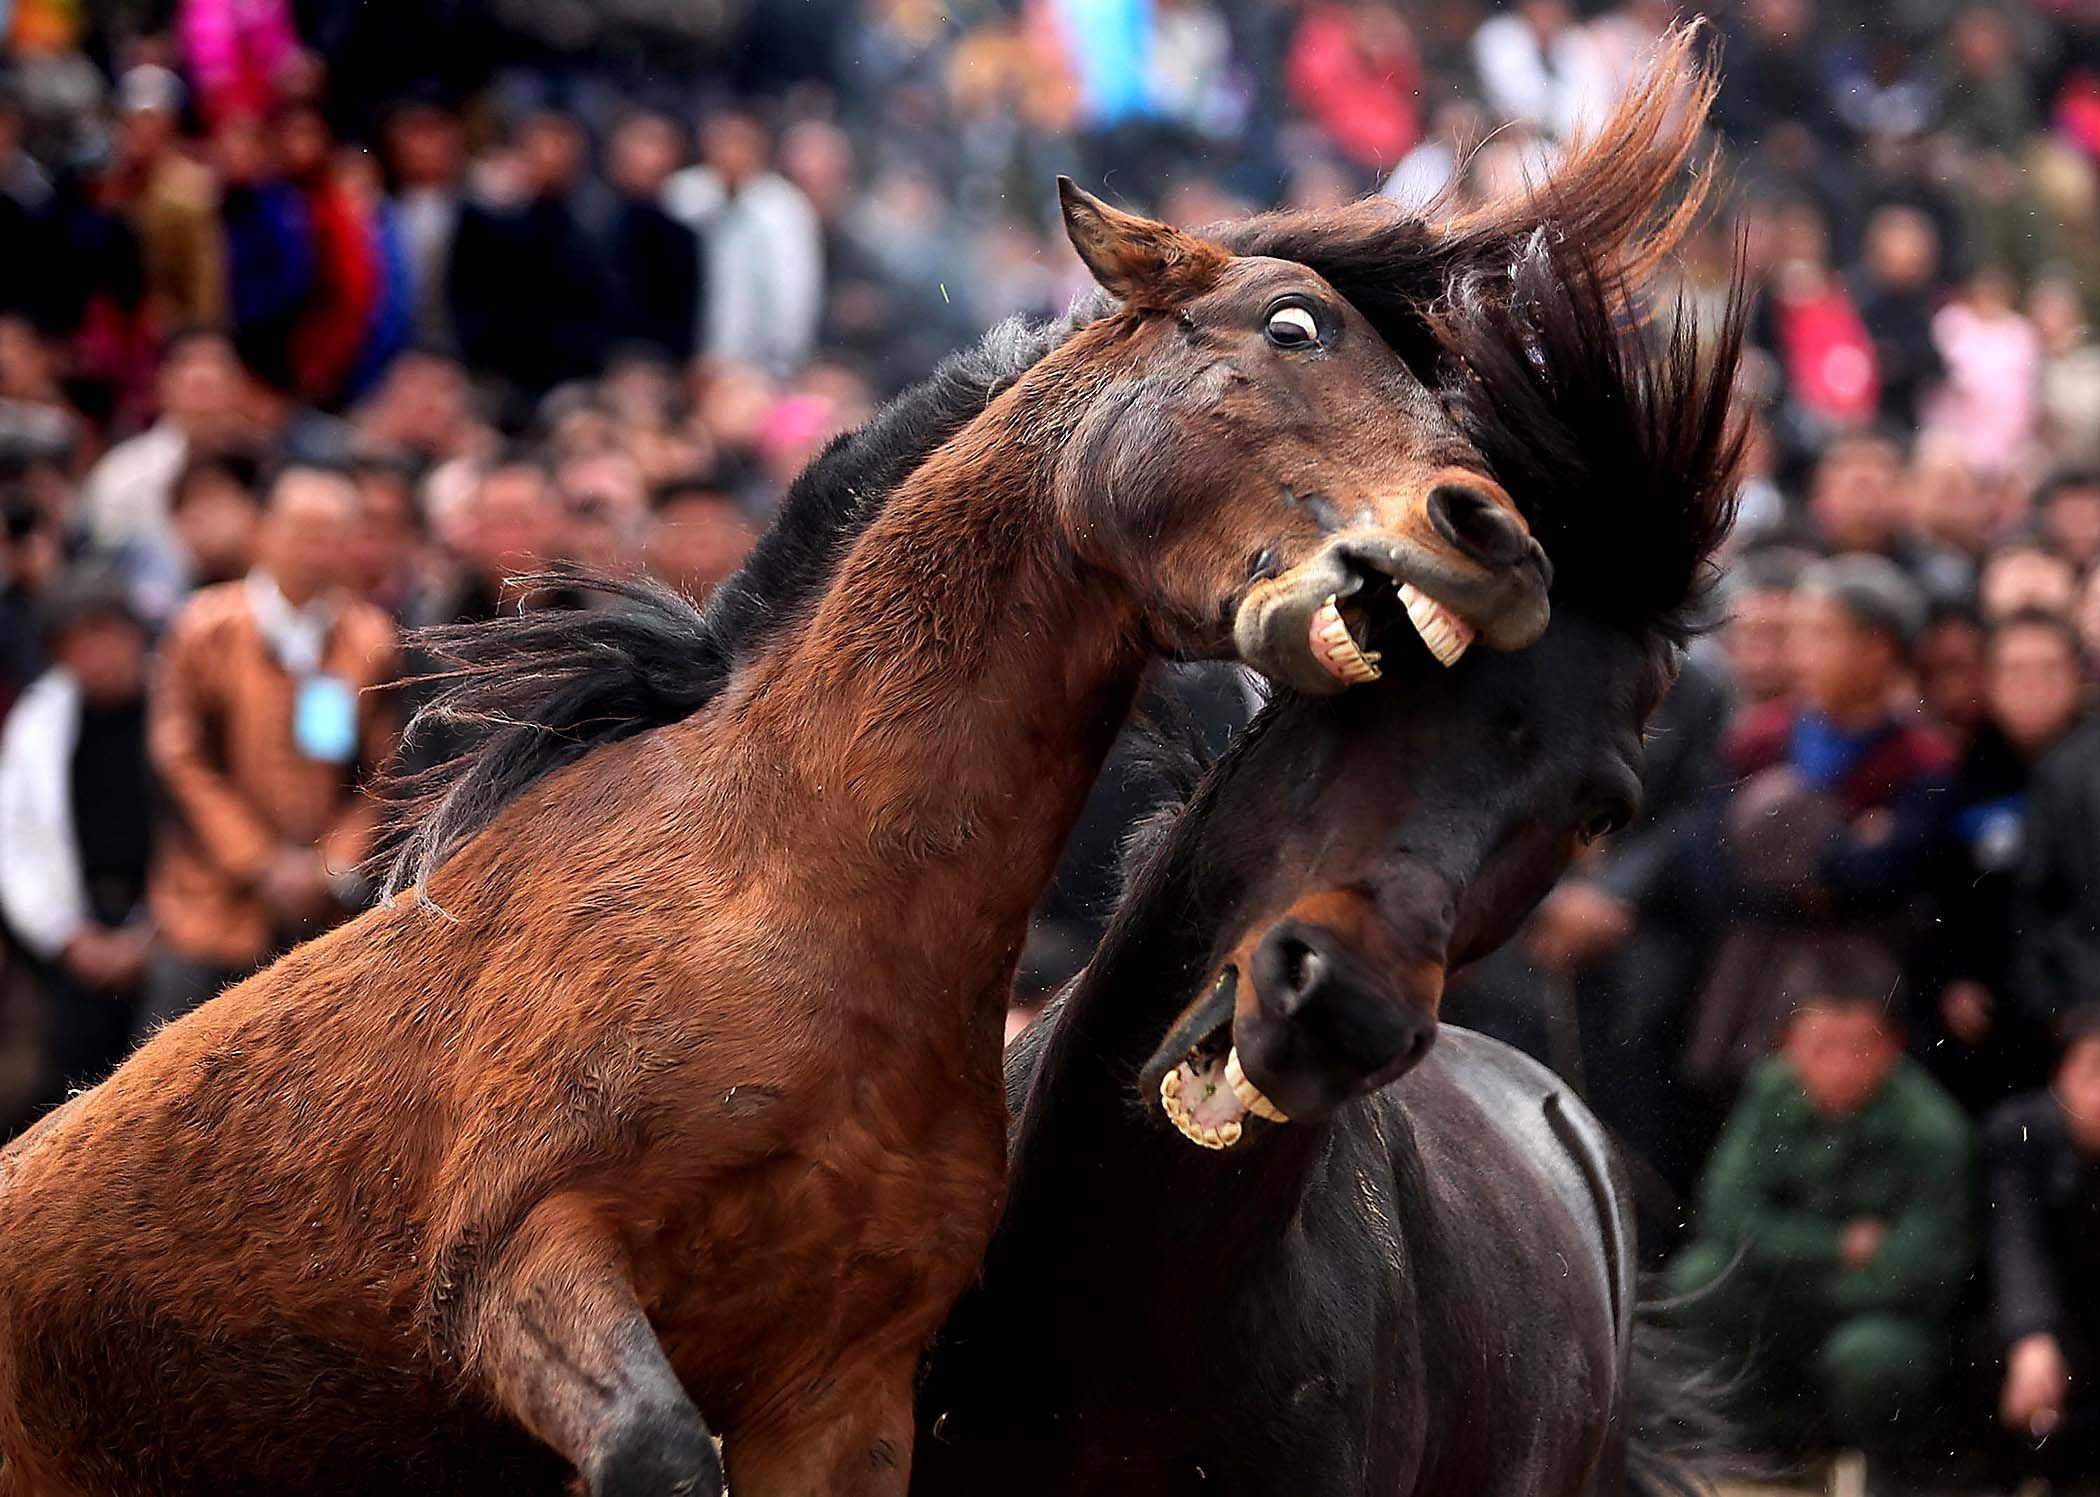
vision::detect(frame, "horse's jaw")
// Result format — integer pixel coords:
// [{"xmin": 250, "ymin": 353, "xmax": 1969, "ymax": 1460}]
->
[{"xmin": 1145, "ymin": 969, "xmax": 1289, "ymax": 1151}]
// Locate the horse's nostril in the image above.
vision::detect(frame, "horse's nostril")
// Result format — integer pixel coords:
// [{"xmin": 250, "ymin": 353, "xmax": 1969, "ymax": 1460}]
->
[
  {"xmin": 1255, "ymin": 933, "xmax": 1330, "ymax": 1011},
  {"xmin": 1427, "ymin": 483, "xmax": 1532, "ymax": 569},
  {"xmin": 1280, "ymin": 939, "xmax": 1324, "ymax": 998}
]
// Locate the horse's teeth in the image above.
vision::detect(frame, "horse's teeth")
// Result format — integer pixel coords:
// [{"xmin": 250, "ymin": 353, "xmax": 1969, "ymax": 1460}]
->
[
  {"xmin": 1225, "ymin": 1047, "xmax": 1290, "ymax": 1123},
  {"xmin": 1160, "ymin": 1064, "xmax": 1249, "ymax": 1148},
  {"xmin": 1396, "ymin": 582, "xmax": 1475, "ymax": 668},
  {"xmin": 1310, "ymin": 595, "xmax": 1381, "ymax": 685}
]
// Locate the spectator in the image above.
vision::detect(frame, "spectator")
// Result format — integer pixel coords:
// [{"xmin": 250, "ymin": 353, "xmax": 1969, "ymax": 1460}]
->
[
  {"xmin": 665, "ymin": 111, "xmax": 823, "ymax": 379},
  {"xmin": 1982, "ymin": 1006, "xmax": 2100, "ymax": 1478},
  {"xmin": 1913, "ymin": 600, "xmax": 1989, "ymax": 750},
  {"xmin": 1669, "ymin": 937, "xmax": 1974, "ymax": 1464},
  {"xmin": 1285, "ymin": 2, "xmax": 1422, "ymax": 175},
  {"xmin": 2031, "ymin": 271, "xmax": 2100, "ymax": 464},
  {"xmin": 601, "ymin": 113, "xmax": 702, "ymax": 369},
  {"xmin": 393, "ymin": 453, "xmax": 567, "ymax": 784},
  {"xmin": 176, "ymin": 0, "xmax": 304, "ymax": 129},
  {"xmin": 277, "ymin": 103, "xmax": 386, "ymax": 407},
  {"xmin": 1718, "ymin": 546, "xmax": 1809, "ymax": 708},
  {"xmin": 0, "ymin": 569, "xmax": 155, "ymax": 1099},
  {"xmin": 1518, "ymin": 654, "xmax": 1735, "ymax": 1190},
  {"xmin": 1852, "ymin": 204, "xmax": 1945, "ymax": 431},
  {"xmin": 379, "ymin": 99, "xmax": 466, "ymax": 351},
  {"xmin": 1802, "ymin": 430, "xmax": 1917, "ymax": 570},
  {"xmin": 1940, "ymin": 4, "xmax": 2035, "ymax": 158},
  {"xmin": 0, "ymin": 80, "xmax": 61, "ymax": 334},
  {"xmin": 417, "ymin": 453, "xmax": 563, "ymax": 630},
  {"xmin": 1923, "ymin": 265, "xmax": 2042, "ymax": 476},
  {"xmin": 0, "ymin": 484, "xmax": 63, "ymax": 715},
  {"xmin": 143, "ymin": 462, "xmax": 397, "ymax": 1031},
  {"xmin": 212, "ymin": 108, "xmax": 312, "ymax": 391},
  {"xmin": 1979, "ymin": 541, "xmax": 2079, "ymax": 624},
  {"xmin": 344, "ymin": 455, "xmax": 425, "ymax": 619},
  {"xmin": 449, "ymin": 111, "xmax": 615, "ymax": 406},
  {"xmin": 553, "ymin": 449, "xmax": 647, "ymax": 577},
  {"xmin": 2033, "ymin": 466, "xmax": 2100, "ymax": 572},
  {"xmin": 2081, "ymin": 565, "xmax": 2100, "ymax": 674},
  {"xmin": 75, "ymin": 326, "xmax": 246, "ymax": 550},
  {"xmin": 646, "ymin": 472, "xmax": 755, "ymax": 603},
  {"xmin": 1915, "ymin": 611, "xmax": 2089, "ymax": 1111},
  {"xmin": 2016, "ymin": 704, "xmax": 2100, "ymax": 1038},
  {"xmin": 1906, "ymin": 448, "xmax": 1996, "ymax": 603},
  {"xmin": 1713, "ymin": 0, "xmax": 1839, "ymax": 147},
  {"xmin": 122, "ymin": 445, "xmax": 264, "ymax": 623},
  {"xmin": 1470, "ymin": 0, "xmax": 1606, "ymax": 139},
  {"xmin": 1686, "ymin": 555, "xmax": 1954, "ymax": 1093},
  {"xmin": 1755, "ymin": 201, "xmax": 1881, "ymax": 439},
  {"xmin": 111, "ymin": 64, "xmax": 227, "ymax": 332},
  {"xmin": 349, "ymin": 347, "xmax": 487, "ymax": 467}
]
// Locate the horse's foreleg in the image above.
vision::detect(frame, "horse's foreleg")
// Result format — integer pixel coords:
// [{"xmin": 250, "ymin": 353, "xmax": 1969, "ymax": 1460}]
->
[
  {"xmin": 725, "ymin": 1357, "xmax": 916, "ymax": 1497},
  {"xmin": 470, "ymin": 1195, "xmax": 723, "ymax": 1497}
]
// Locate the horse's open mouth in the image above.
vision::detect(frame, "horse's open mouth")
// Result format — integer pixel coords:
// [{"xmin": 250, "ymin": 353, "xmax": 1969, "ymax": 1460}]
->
[
  {"xmin": 1152, "ymin": 970, "xmax": 1290, "ymax": 1151},
  {"xmin": 1309, "ymin": 581, "xmax": 1476, "ymax": 686}
]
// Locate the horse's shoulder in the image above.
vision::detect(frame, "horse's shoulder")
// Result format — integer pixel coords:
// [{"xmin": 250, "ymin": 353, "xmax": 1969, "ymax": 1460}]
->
[{"xmin": 1397, "ymin": 1027, "xmax": 1630, "ymax": 1326}]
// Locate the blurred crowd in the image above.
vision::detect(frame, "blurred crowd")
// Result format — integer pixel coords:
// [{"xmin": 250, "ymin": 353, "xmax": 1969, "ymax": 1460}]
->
[{"xmin": 4, "ymin": 0, "xmax": 2100, "ymax": 1487}]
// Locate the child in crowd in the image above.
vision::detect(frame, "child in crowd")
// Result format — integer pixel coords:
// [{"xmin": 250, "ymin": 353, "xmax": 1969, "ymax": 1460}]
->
[{"xmin": 1669, "ymin": 937, "xmax": 1975, "ymax": 1465}]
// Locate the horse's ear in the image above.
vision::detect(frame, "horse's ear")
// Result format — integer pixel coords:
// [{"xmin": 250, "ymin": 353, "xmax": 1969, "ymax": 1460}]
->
[{"xmin": 1059, "ymin": 177, "xmax": 1227, "ymax": 308}]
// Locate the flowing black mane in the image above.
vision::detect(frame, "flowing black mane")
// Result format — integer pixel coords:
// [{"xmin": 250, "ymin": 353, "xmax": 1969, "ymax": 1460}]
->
[
  {"xmin": 1433, "ymin": 234, "xmax": 1748, "ymax": 643},
  {"xmin": 378, "ymin": 316, "xmax": 1054, "ymax": 897}
]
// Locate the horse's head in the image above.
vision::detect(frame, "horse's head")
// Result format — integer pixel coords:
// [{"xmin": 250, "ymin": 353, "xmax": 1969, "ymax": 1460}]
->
[
  {"xmin": 1148, "ymin": 611, "xmax": 1674, "ymax": 1145},
  {"xmin": 1049, "ymin": 180, "xmax": 1550, "ymax": 694},
  {"xmin": 1142, "ymin": 231, "xmax": 1746, "ymax": 1149}
]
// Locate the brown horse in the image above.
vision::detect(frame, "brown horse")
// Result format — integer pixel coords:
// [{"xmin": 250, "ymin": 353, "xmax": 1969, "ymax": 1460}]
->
[{"xmin": 0, "ymin": 188, "xmax": 1553, "ymax": 1494}]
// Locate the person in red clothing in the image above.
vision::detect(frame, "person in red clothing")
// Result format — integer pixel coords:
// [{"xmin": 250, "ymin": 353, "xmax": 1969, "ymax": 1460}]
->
[
  {"xmin": 1285, "ymin": 2, "xmax": 1422, "ymax": 175},
  {"xmin": 1754, "ymin": 199, "xmax": 1880, "ymax": 437},
  {"xmin": 1687, "ymin": 553, "xmax": 1956, "ymax": 1095},
  {"xmin": 279, "ymin": 103, "xmax": 381, "ymax": 407}
]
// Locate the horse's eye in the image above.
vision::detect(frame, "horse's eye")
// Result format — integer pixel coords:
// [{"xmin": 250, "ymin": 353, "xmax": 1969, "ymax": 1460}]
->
[
  {"xmin": 1266, "ymin": 306, "xmax": 1320, "ymax": 348},
  {"xmin": 1580, "ymin": 806, "xmax": 1629, "ymax": 846}
]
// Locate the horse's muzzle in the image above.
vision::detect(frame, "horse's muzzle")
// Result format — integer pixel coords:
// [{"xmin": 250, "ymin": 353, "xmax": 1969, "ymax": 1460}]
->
[{"xmin": 1232, "ymin": 526, "xmax": 1550, "ymax": 695}]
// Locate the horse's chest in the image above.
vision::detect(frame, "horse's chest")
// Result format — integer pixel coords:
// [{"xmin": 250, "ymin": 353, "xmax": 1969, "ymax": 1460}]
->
[{"xmin": 651, "ymin": 1058, "xmax": 1008, "ymax": 1392}]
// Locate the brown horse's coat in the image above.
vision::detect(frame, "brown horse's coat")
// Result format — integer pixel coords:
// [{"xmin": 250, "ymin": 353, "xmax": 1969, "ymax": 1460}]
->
[{"xmin": 0, "ymin": 187, "xmax": 1552, "ymax": 1496}]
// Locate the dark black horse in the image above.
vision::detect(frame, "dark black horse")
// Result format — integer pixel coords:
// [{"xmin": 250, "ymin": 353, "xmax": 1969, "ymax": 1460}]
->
[{"xmin": 910, "ymin": 214, "xmax": 1746, "ymax": 1497}]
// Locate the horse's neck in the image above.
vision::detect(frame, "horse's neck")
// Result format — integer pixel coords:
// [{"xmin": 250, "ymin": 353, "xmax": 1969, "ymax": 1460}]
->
[{"xmin": 727, "ymin": 387, "xmax": 1143, "ymax": 977}]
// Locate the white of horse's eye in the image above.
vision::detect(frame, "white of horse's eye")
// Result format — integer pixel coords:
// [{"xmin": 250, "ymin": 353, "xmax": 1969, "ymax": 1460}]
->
[{"xmin": 1267, "ymin": 306, "xmax": 1319, "ymax": 346}]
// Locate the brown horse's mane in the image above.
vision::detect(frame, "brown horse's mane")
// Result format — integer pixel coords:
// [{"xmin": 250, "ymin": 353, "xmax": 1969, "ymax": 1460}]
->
[
  {"xmin": 378, "ymin": 316, "xmax": 1057, "ymax": 896},
  {"xmin": 379, "ymin": 26, "xmax": 1728, "ymax": 899}
]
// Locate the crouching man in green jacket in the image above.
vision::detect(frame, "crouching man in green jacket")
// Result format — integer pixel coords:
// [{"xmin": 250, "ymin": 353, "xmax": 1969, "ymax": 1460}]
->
[{"xmin": 1667, "ymin": 935, "xmax": 1975, "ymax": 1461}]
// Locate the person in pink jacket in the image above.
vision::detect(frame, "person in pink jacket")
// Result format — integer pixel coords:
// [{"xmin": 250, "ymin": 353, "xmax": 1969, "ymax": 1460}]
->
[{"xmin": 178, "ymin": 0, "xmax": 304, "ymax": 128}]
